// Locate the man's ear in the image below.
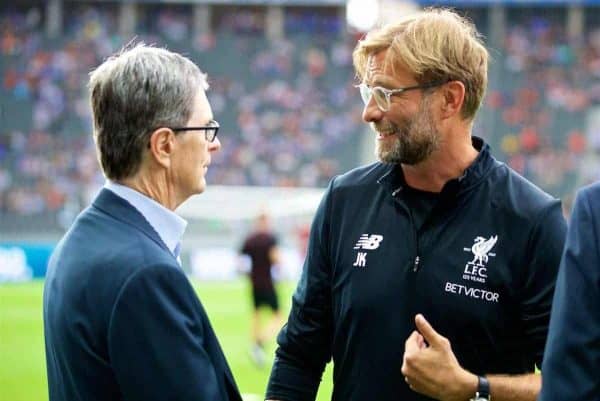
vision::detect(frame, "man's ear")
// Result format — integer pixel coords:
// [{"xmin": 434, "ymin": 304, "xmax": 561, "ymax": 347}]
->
[
  {"xmin": 439, "ymin": 81, "xmax": 466, "ymax": 119},
  {"xmin": 148, "ymin": 128, "xmax": 176, "ymax": 169}
]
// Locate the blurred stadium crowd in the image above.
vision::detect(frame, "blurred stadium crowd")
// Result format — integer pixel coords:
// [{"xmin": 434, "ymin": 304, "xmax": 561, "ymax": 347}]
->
[{"xmin": 1, "ymin": 2, "xmax": 600, "ymax": 223}]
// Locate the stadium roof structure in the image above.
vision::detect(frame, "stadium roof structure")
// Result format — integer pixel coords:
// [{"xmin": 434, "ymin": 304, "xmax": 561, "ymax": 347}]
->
[
  {"xmin": 416, "ymin": 0, "xmax": 600, "ymax": 4},
  {"xmin": 110, "ymin": 0, "xmax": 346, "ymax": 4}
]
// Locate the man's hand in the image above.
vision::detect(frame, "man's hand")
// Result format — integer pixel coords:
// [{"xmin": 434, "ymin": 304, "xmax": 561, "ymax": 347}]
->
[{"xmin": 401, "ymin": 314, "xmax": 478, "ymax": 401}]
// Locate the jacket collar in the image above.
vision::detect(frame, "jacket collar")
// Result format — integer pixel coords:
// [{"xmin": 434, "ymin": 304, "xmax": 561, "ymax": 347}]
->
[
  {"xmin": 91, "ymin": 188, "xmax": 171, "ymax": 254},
  {"xmin": 377, "ymin": 136, "xmax": 495, "ymax": 198}
]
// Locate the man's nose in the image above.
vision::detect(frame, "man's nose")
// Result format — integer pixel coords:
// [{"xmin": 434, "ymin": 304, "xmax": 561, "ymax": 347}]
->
[
  {"xmin": 209, "ymin": 137, "xmax": 221, "ymax": 152},
  {"xmin": 362, "ymin": 96, "xmax": 384, "ymax": 123}
]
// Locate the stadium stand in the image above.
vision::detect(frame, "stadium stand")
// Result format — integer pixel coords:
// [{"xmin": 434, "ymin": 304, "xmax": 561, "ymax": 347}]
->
[
  {"xmin": 0, "ymin": 2, "xmax": 361, "ymax": 225},
  {"xmin": 1, "ymin": 1, "xmax": 600, "ymax": 229},
  {"xmin": 484, "ymin": 7, "xmax": 600, "ymax": 203}
]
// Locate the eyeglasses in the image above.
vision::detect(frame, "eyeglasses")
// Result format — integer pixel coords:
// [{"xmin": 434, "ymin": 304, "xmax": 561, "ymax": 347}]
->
[
  {"xmin": 170, "ymin": 119, "xmax": 220, "ymax": 142},
  {"xmin": 357, "ymin": 81, "xmax": 447, "ymax": 112}
]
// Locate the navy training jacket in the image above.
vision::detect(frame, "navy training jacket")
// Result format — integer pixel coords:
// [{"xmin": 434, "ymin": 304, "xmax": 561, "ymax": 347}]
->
[{"xmin": 267, "ymin": 137, "xmax": 567, "ymax": 401}]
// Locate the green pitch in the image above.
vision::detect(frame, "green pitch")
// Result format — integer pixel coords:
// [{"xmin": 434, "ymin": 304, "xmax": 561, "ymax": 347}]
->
[{"xmin": 0, "ymin": 280, "xmax": 334, "ymax": 401}]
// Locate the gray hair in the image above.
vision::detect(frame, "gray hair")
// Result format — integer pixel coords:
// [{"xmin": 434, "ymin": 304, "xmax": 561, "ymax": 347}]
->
[{"xmin": 89, "ymin": 43, "xmax": 208, "ymax": 180}]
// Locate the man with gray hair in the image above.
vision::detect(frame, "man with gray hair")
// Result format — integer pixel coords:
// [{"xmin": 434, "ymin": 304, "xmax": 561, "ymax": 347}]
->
[
  {"xmin": 43, "ymin": 44, "xmax": 242, "ymax": 401},
  {"xmin": 266, "ymin": 8, "xmax": 566, "ymax": 401}
]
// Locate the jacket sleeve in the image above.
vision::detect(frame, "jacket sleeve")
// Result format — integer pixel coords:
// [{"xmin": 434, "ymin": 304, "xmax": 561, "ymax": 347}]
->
[
  {"xmin": 266, "ymin": 181, "xmax": 335, "ymax": 401},
  {"xmin": 539, "ymin": 188, "xmax": 600, "ymax": 401},
  {"xmin": 518, "ymin": 199, "xmax": 567, "ymax": 369},
  {"xmin": 107, "ymin": 264, "xmax": 224, "ymax": 401}
]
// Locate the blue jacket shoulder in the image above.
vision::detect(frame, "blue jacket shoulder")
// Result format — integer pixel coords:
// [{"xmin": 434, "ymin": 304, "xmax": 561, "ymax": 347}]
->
[
  {"xmin": 330, "ymin": 161, "xmax": 390, "ymax": 190},
  {"xmin": 577, "ymin": 181, "xmax": 600, "ymax": 201},
  {"xmin": 491, "ymin": 163, "xmax": 561, "ymax": 220}
]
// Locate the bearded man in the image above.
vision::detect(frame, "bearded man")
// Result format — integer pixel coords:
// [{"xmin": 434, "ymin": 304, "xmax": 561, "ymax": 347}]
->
[{"xmin": 265, "ymin": 8, "xmax": 567, "ymax": 401}]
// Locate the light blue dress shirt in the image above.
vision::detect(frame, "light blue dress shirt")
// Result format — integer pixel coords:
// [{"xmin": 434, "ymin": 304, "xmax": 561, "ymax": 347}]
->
[{"xmin": 104, "ymin": 181, "xmax": 187, "ymax": 263}]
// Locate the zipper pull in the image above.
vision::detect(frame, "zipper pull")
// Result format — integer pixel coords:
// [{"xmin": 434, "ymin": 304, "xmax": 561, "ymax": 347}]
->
[{"xmin": 413, "ymin": 256, "xmax": 420, "ymax": 272}]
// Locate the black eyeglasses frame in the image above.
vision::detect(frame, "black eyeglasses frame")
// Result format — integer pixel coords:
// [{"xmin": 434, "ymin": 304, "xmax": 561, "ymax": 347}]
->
[{"xmin": 170, "ymin": 120, "xmax": 220, "ymax": 143}]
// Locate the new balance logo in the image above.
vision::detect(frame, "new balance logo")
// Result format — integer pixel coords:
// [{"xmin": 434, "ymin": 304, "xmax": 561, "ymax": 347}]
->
[
  {"xmin": 353, "ymin": 234, "xmax": 384, "ymax": 250},
  {"xmin": 352, "ymin": 234, "xmax": 383, "ymax": 268}
]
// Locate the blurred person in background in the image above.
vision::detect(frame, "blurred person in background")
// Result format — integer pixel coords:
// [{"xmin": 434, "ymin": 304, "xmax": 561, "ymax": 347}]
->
[
  {"xmin": 43, "ymin": 43, "xmax": 242, "ymax": 401},
  {"xmin": 240, "ymin": 211, "xmax": 283, "ymax": 367},
  {"xmin": 266, "ymin": 8, "xmax": 566, "ymax": 401},
  {"xmin": 538, "ymin": 182, "xmax": 600, "ymax": 401}
]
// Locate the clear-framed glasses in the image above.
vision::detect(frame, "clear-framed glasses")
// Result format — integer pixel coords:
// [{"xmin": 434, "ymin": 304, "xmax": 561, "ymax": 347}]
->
[
  {"xmin": 357, "ymin": 81, "xmax": 447, "ymax": 112},
  {"xmin": 170, "ymin": 119, "xmax": 220, "ymax": 142}
]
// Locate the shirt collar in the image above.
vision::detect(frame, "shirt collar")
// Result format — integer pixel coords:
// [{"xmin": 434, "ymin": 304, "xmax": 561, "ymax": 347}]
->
[
  {"xmin": 104, "ymin": 180, "xmax": 187, "ymax": 257},
  {"xmin": 377, "ymin": 136, "xmax": 495, "ymax": 197}
]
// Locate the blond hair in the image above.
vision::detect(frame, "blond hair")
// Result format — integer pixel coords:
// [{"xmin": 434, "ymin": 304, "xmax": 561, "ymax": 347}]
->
[{"xmin": 352, "ymin": 8, "xmax": 488, "ymax": 120}]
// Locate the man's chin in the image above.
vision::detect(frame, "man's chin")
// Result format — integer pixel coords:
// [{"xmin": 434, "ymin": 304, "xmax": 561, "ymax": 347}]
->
[
  {"xmin": 377, "ymin": 154, "xmax": 397, "ymax": 164},
  {"xmin": 189, "ymin": 181, "xmax": 207, "ymax": 197},
  {"xmin": 376, "ymin": 145, "xmax": 403, "ymax": 164},
  {"xmin": 376, "ymin": 140, "xmax": 436, "ymax": 165},
  {"xmin": 376, "ymin": 148, "xmax": 429, "ymax": 165},
  {"xmin": 376, "ymin": 140, "xmax": 397, "ymax": 163}
]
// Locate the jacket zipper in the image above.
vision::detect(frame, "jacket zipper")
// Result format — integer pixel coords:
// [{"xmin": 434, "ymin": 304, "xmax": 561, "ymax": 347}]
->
[
  {"xmin": 412, "ymin": 199, "xmax": 444, "ymax": 273},
  {"xmin": 411, "ymin": 212, "xmax": 420, "ymax": 273},
  {"xmin": 413, "ymin": 255, "xmax": 420, "ymax": 272},
  {"xmin": 393, "ymin": 186, "xmax": 421, "ymax": 273}
]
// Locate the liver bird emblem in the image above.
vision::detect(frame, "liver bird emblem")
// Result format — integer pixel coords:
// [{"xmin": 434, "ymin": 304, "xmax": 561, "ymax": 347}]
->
[{"xmin": 469, "ymin": 235, "xmax": 498, "ymax": 266}]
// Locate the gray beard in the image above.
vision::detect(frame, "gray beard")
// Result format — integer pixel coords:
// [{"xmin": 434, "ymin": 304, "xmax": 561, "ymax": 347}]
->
[
  {"xmin": 377, "ymin": 132, "xmax": 437, "ymax": 165},
  {"xmin": 375, "ymin": 98, "xmax": 439, "ymax": 165}
]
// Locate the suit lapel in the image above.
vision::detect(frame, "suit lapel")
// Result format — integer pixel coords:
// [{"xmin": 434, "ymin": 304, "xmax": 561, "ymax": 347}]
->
[
  {"xmin": 92, "ymin": 188, "xmax": 171, "ymax": 254},
  {"xmin": 224, "ymin": 374, "xmax": 243, "ymax": 401},
  {"xmin": 94, "ymin": 190, "xmax": 243, "ymax": 400}
]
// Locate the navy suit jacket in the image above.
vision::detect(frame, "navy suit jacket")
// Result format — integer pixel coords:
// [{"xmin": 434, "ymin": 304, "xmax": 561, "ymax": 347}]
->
[
  {"xmin": 539, "ymin": 183, "xmax": 600, "ymax": 401},
  {"xmin": 43, "ymin": 189, "xmax": 242, "ymax": 401}
]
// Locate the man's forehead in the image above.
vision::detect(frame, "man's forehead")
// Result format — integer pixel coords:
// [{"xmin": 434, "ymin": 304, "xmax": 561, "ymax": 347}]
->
[
  {"xmin": 364, "ymin": 52, "xmax": 415, "ymax": 87},
  {"xmin": 192, "ymin": 88, "xmax": 214, "ymax": 123},
  {"xmin": 365, "ymin": 52, "xmax": 395, "ymax": 85}
]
